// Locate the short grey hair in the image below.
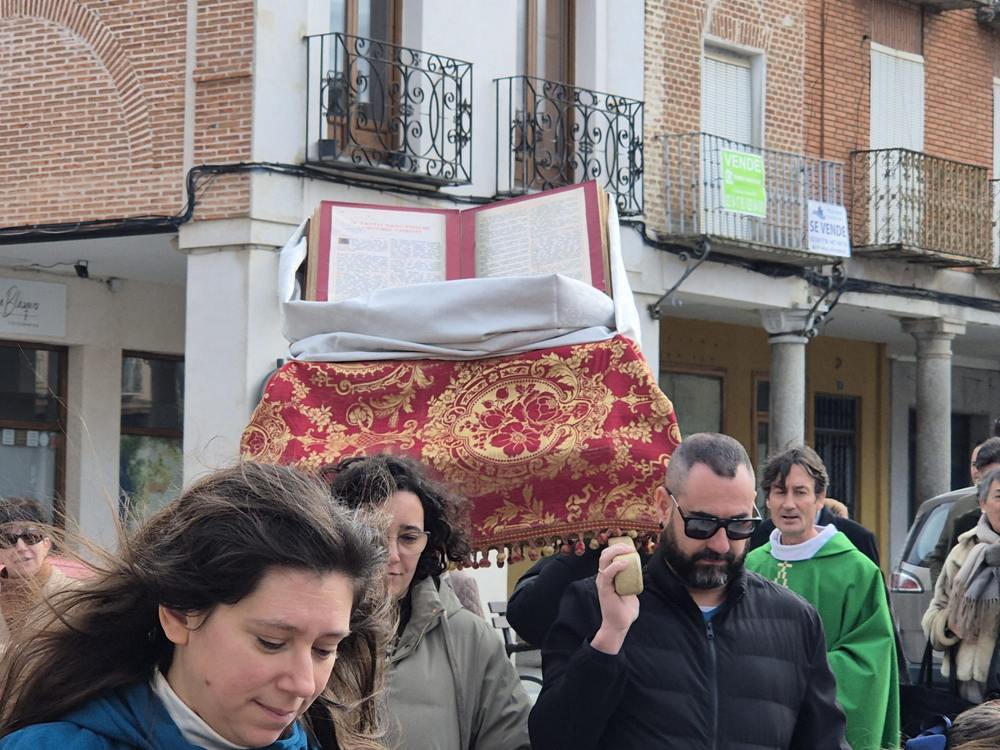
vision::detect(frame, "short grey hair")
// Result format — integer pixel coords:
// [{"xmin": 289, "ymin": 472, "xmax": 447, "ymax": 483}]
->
[
  {"xmin": 664, "ymin": 432, "xmax": 755, "ymax": 495},
  {"xmin": 979, "ymin": 467, "xmax": 1000, "ymax": 505}
]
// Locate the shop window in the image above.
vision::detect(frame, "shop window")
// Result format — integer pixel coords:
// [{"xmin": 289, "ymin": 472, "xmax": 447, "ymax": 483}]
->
[
  {"xmin": 0, "ymin": 342, "xmax": 66, "ymax": 522},
  {"xmin": 119, "ymin": 353, "xmax": 183, "ymax": 521},
  {"xmin": 659, "ymin": 370, "xmax": 724, "ymax": 438}
]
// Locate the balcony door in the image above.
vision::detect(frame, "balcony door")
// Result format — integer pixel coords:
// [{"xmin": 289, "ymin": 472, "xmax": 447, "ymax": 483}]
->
[
  {"xmin": 327, "ymin": 0, "xmax": 401, "ymax": 161},
  {"xmin": 869, "ymin": 43, "xmax": 924, "ymax": 246},
  {"xmin": 700, "ymin": 47, "xmax": 758, "ymax": 240},
  {"xmin": 516, "ymin": 0, "xmax": 575, "ymax": 190}
]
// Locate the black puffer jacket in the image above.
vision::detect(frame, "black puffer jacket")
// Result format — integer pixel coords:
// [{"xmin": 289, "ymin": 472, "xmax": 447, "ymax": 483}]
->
[{"xmin": 528, "ymin": 546, "xmax": 850, "ymax": 750}]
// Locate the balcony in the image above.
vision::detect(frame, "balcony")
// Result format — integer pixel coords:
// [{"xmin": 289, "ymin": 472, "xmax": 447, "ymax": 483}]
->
[
  {"xmin": 660, "ymin": 132, "xmax": 846, "ymax": 263},
  {"xmin": 306, "ymin": 33, "xmax": 472, "ymax": 186},
  {"xmin": 905, "ymin": 0, "xmax": 989, "ymax": 9},
  {"xmin": 850, "ymin": 149, "xmax": 992, "ymax": 267},
  {"xmin": 494, "ymin": 75, "xmax": 643, "ymax": 215}
]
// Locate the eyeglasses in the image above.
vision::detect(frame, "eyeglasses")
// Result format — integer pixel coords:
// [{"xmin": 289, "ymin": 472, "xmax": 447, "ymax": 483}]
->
[
  {"xmin": 668, "ymin": 491, "xmax": 762, "ymax": 541},
  {"xmin": 390, "ymin": 530, "xmax": 430, "ymax": 556},
  {"xmin": 0, "ymin": 531, "xmax": 45, "ymax": 549}
]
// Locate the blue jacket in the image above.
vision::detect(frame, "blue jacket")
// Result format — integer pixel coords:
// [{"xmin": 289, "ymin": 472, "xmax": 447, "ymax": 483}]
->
[{"xmin": 0, "ymin": 681, "xmax": 316, "ymax": 750}]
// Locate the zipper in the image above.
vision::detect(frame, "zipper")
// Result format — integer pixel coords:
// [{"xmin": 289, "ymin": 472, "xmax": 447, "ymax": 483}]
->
[
  {"xmin": 705, "ymin": 619, "xmax": 718, "ymax": 750},
  {"xmin": 390, "ymin": 606, "xmax": 444, "ymax": 662}
]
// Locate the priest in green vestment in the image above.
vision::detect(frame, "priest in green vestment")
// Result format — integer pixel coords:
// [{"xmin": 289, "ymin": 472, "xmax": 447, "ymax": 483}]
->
[{"xmin": 746, "ymin": 446, "xmax": 899, "ymax": 750}]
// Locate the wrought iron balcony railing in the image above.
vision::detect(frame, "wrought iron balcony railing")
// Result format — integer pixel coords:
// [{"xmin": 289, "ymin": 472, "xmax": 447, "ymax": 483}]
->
[
  {"xmin": 306, "ymin": 33, "xmax": 472, "ymax": 186},
  {"xmin": 850, "ymin": 149, "xmax": 992, "ymax": 266},
  {"xmin": 662, "ymin": 132, "xmax": 845, "ymax": 255},
  {"xmin": 494, "ymin": 75, "xmax": 643, "ymax": 215},
  {"xmin": 990, "ymin": 178, "xmax": 1000, "ymax": 267}
]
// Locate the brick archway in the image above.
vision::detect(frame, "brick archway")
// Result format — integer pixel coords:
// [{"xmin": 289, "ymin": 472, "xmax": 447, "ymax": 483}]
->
[{"xmin": 0, "ymin": 0, "xmax": 154, "ymax": 167}]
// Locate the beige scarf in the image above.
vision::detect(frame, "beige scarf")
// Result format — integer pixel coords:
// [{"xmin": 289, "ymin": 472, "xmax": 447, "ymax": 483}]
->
[{"xmin": 950, "ymin": 514, "xmax": 1000, "ymax": 639}]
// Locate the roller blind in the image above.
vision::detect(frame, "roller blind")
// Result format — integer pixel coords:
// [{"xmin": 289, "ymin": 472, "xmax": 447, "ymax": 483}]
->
[
  {"xmin": 870, "ymin": 45, "xmax": 924, "ymax": 150},
  {"xmin": 701, "ymin": 50, "xmax": 753, "ymax": 145}
]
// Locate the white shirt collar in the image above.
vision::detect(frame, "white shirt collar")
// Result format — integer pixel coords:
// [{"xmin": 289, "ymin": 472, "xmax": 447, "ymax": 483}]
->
[
  {"xmin": 151, "ymin": 670, "xmax": 250, "ymax": 750},
  {"xmin": 768, "ymin": 523, "xmax": 837, "ymax": 562}
]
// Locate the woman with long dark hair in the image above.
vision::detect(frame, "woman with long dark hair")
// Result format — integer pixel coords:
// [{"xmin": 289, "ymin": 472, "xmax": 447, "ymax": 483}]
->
[
  {"xmin": 0, "ymin": 462, "xmax": 393, "ymax": 750},
  {"xmin": 331, "ymin": 454, "xmax": 530, "ymax": 750}
]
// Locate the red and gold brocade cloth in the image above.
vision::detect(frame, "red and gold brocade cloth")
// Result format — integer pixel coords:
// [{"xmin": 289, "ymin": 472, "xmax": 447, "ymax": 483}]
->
[{"xmin": 241, "ymin": 335, "xmax": 681, "ymax": 563}]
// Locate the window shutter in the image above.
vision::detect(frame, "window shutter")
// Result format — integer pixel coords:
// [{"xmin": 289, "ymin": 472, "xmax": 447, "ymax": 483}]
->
[
  {"xmin": 701, "ymin": 51, "xmax": 753, "ymax": 145},
  {"xmin": 870, "ymin": 46, "xmax": 924, "ymax": 151}
]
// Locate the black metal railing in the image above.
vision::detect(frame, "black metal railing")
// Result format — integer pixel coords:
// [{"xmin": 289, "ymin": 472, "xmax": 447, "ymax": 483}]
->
[
  {"xmin": 850, "ymin": 149, "xmax": 992, "ymax": 265},
  {"xmin": 662, "ymin": 132, "xmax": 845, "ymax": 252},
  {"xmin": 494, "ymin": 75, "xmax": 643, "ymax": 215},
  {"xmin": 306, "ymin": 33, "xmax": 472, "ymax": 185}
]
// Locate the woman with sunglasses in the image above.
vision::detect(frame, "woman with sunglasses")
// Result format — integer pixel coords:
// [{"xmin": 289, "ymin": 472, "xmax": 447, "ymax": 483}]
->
[
  {"xmin": 331, "ymin": 454, "xmax": 530, "ymax": 750},
  {"xmin": 0, "ymin": 463, "xmax": 393, "ymax": 750},
  {"xmin": 0, "ymin": 497, "xmax": 74, "ymax": 652}
]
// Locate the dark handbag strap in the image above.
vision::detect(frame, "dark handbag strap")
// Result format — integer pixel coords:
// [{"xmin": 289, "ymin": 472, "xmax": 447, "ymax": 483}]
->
[
  {"xmin": 919, "ymin": 639, "xmax": 963, "ymax": 697},
  {"xmin": 948, "ymin": 644, "xmax": 960, "ymax": 696},
  {"xmin": 918, "ymin": 640, "xmax": 934, "ymax": 688}
]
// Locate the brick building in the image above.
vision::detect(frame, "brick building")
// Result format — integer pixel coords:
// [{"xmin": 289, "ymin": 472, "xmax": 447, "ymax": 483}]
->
[{"xmin": 5, "ymin": 0, "xmax": 1000, "ymax": 613}]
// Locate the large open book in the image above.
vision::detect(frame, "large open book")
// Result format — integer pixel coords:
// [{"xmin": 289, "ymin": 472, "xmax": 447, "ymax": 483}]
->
[{"xmin": 304, "ymin": 181, "xmax": 612, "ymax": 302}]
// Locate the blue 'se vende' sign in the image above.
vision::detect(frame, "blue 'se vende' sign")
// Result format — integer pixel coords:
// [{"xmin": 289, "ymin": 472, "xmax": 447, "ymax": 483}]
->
[{"xmin": 806, "ymin": 200, "xmax": 851, "ymax": 258}]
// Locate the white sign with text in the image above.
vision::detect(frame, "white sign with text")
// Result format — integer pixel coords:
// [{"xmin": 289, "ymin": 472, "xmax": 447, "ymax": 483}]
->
[
  {"xmin": 806, "ymin": 201, "xmax": 851, "ymax": 258},
  {"xmin": 0, "ymin": 278, "xmax": 67, "ymax": 337}
]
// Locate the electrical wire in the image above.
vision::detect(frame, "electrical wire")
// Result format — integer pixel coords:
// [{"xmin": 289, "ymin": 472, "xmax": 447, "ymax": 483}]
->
[{"xmin": 4, "ymin": 162, "xmax": 999, "ymax": 318}]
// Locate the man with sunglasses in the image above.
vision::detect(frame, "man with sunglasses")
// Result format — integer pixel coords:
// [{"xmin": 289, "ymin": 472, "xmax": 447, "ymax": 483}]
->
[
  {"xmin": 746, "ymin": 445, "xmax": 899, "ymax": 750},
  {"xmin": 529, "ymin": 432, "xmax": 849, "ymax": 750},
  {"xmin": 0, "ymin": 496, "xmax": 72, "ymax": 651}
]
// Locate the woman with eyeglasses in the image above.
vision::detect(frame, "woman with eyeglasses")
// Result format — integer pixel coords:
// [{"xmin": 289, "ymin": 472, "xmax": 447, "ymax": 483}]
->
[
  {"xmin": 0, "ymin": 463, "xmax": 393, "ymax": 750},
  {"xmin": 330, "ymin": 454, "xmax": 530, "ymax": 750},
  {"xmin": 0, "ymin": 497, "xmax": 75, "ymax": 652}
]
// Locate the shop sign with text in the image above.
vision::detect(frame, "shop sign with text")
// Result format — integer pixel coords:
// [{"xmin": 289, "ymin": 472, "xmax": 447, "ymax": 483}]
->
[{"xmin": 0, "ymin": 279, "xmax": 67, "ymax": 337}]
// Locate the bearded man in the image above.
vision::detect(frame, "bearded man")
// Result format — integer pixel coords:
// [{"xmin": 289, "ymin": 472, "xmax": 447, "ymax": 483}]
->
[{"xmin": 528, "ymin": 432, "xmax": 850, "ymax": 750}]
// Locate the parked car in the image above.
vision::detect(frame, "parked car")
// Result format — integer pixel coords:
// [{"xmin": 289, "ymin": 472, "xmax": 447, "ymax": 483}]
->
[{"xmin": 889, "ymin": 488, "xmax": 968, "ymax": 682}]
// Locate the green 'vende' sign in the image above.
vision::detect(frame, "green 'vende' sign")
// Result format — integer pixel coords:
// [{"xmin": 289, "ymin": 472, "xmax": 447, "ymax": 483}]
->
[{"xmin": 721, "ymin": 149, "xmax": 767, "ymax": 217}]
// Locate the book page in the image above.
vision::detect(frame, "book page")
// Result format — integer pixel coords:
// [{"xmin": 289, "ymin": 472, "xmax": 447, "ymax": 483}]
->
[
  {"xmin": 326, "ymin": 207, "xmax": 448, "ymax": 302},
  {"xmin": 473, "ymin": 188, "xmax": 592, "ymax": 284}
]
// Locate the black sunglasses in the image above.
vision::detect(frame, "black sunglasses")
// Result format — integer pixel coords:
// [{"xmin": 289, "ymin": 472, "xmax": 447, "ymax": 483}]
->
[
  {"xmin": 0, "ymin": 531, "xmax": 45, "ymax": 549},
  {"xmin": 668, "ymin": 491, "xmax": 762, "ymax": 540}
]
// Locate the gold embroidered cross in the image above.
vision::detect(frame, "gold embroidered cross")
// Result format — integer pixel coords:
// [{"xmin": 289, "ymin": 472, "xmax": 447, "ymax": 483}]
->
[{"xmin": 776, "ymin": 561, "xmax": 792, "ymax": 588}]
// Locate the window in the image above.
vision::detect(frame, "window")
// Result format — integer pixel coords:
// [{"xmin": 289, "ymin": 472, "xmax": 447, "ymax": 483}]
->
[
  {"xmin": 701, "ymin": 45, "xmax": 764, "ymax": 239},
  {"xmin": 119, "ymin": 353, "xmax": 183, "ymax": 521},
  {"xmin": 0, "ymin": 342, "xmax": 65, "ymax": 522},
  {"xmin": 814, "ymin": 394, "xmax": 859, "ymax": 517},
  {"xmin": 514, "ymin": 0, "xmax": 576, "ymax": 190},
  {"xmin": 523, "ymin": 0, "xmax": 574, "ymax": 83},
  {"xmin": 701, "ymin": 47, "xmax": 757, "ymax": 146},
  {"xmin": 869, "ymin": 44, "xmax": 923, "ymax": 152},
  {"xmin": 326, "ymin": 0, "xmax": 402, "ymax": 159},
  {"xmin": 659, "ymin": 370, "xmax": 724, "ymax": 438}
]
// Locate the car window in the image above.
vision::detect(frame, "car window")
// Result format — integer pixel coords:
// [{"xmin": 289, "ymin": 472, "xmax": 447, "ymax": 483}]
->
[{"xmin": 904, "ymin": 502, "xmax": 952, "ymax": 566}]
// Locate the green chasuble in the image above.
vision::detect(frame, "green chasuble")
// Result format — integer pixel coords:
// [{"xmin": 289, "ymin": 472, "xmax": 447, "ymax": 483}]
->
[{"xmin": 746, "ymin": 530, "xmax": 900, "ymax": 750}]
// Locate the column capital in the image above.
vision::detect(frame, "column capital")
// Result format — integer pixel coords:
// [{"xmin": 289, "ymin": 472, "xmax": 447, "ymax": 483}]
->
[
  {"xmin": 900, "ymin": 317, "xmax": 966, "ymax": 340},
  {"xmin": 901, "ymin": 318, "xmax": 965, "ymax": 359},
  {"xmin": 760, "ymin": 308, "xmax": 813, "ymax": 345}
]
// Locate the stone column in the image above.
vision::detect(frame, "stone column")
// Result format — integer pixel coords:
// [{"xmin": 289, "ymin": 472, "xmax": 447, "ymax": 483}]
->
[
  {"xmin": 901, "ymin": 318, "xmax": 965, "ymax": 503},
  {"xmin": 761, "ymin": 309, "xmax": 813, "ymax": 454}
]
